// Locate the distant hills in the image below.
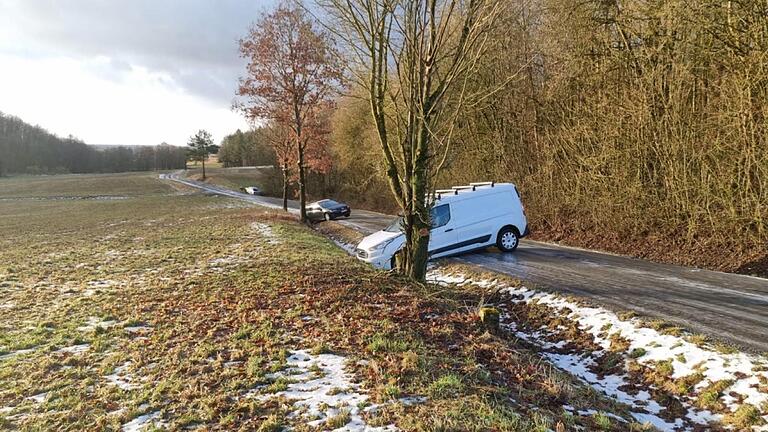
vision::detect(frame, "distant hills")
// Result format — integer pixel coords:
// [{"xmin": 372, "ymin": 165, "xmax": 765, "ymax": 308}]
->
[{"xmin": 0, "ymin": 112, "xmax": 187, "ymax": 175}]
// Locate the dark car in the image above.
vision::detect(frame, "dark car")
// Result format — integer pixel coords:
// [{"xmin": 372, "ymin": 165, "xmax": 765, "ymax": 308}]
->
[{"xmin": 307, "ymin": 199, "xmax": 351, "ymax": 221}]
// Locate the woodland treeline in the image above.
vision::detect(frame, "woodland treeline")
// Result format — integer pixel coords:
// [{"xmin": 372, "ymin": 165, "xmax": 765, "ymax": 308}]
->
[
  {"xmin": 231, "ymin": 0, "xmax": 768, "ymax": 272},
  {"xmin": 218, "ymin": 129, "xmax": 276, "ymax": 168},
  {"xmin": 0, "ymin": 112, "xmax": 187, "ymax": 175}
]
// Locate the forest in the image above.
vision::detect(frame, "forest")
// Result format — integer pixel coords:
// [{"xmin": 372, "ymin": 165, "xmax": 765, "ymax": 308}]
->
[
  {"xmin": 0, "ymin": 112, "xmax": 187, "ymax": 175},
  {"xmin": 226, "ymin": 0, "xmax": 767, "ymax": 274}
]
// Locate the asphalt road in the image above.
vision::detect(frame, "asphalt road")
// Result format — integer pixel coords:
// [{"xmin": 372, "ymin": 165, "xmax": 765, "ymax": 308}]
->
[
  {"xmin": 161, "ymin": 172, "xmax": 390, "ymax": 234},
  {"xmin": 163, "ymin": 171, "xmax": 768, "ymax": 352}
]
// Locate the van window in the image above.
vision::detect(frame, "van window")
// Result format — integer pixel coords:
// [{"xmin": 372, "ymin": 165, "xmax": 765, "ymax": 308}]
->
[{"xmin": 431, "ymin": 204, "xmax": 451, "ymax": 228}]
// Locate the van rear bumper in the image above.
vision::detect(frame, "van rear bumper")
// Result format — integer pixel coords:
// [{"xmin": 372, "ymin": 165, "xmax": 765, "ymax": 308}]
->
[{"xmin": 521, "ymin": 225, "xmax": 530, "ymax": 238}]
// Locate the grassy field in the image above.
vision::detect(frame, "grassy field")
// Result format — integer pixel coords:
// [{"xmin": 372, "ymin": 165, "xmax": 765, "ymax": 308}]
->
[{"xmin": 0, "ymin": 173, "xmax": 641, "ymax": 431}]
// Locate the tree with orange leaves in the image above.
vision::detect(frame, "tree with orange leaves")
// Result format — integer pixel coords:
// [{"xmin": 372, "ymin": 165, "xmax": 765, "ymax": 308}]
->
[{"xmin": 237, "ymin": 1, "xmax": 342, "ymax": 222}]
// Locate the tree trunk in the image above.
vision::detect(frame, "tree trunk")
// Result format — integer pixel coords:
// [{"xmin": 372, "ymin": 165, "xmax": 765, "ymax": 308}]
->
[
  {"xmin": 403, "ymin": 215, "xmax": 430, "ymax": 281},
  {"xmin": 201, "ymin": 158, "xmax": 206, "ymax": 180},
  {"xmin": 282, "ymin": 162, "xmax": 289, "ymax": 212},
  {"xmin": 297, "ymin": 139, "xmax": 308, "ymax": 223},
  {"xmin": 404, "ymin": 119, "xmax": 432, "ymax": 281}
]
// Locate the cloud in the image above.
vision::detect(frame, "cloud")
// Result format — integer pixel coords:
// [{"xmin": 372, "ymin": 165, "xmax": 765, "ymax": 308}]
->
[
  {"xmin": 0, "ymin": 54, "xmax": 249, "ymax": 145},
  {"xmin": 0, "ymin": 0, "xmax": 277, "ymax": 144},
  {"xmin": 0, "ymin": 0, "xmax": 276, "ymax": 104}
]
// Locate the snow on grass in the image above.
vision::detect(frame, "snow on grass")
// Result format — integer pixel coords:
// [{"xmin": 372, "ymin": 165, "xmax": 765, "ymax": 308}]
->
[
  {"xmin": 77, "ymin": 316, "xmax": 118, "ymax": 332},
  {"xmin": 105, "ymin": 361, "xmax": 138, "ymax": 390},
  {"xmin": 121, "ymin": 409, "xmax": 165, "ymax": 432},
  {"xmin": 428, "ymin": 269, "xmax": 768, "ymax": 432},
  {"xmin": 26, "ymin": 392, "xmax": 48, "ymax": 403},
  {"xmin": 248, "ymin": 349, "xmax": 398, "ymax": 431},
  {"xmin": 55, "ymin": 344, "xmax": 90, "ymax": 355},
  {"xmin": 124, "ymin": 325, "xmax": 152, "ymax": 335},
  {"xmin": 250, "ymin": 222, "xmax": 280, "ymax": 245},
  {"xmin": 206, "ymin": 200, "xmax": 256, "ymax": 210},
  {"xmin": 207, "ymin": 255, "xmax": 251, "ymax": 272},
  {"xmin": 329, "ymin": 238, "xmax": 357, "ymax": 256},
  {"xmin": 0, "ymin": 348, "xmax": 35, "ymax": 361}
]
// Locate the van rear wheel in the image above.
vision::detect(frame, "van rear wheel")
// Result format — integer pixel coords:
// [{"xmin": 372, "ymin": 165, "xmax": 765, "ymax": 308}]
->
[{"xmin": 497, "ymin": 227, "xmax": 519, "ymax": 252}]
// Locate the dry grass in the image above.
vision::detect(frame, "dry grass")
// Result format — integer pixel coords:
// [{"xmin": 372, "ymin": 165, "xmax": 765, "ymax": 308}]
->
[{"xmin": 0, "ymin": 173, "xmax": 637, "ymax": 431}]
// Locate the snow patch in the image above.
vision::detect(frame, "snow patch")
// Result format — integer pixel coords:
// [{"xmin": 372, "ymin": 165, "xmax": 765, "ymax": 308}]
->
[
  {"xmin": 26, "ymin": 392, "xmax": 48, "ymax": 403},
  {"xmin": 428, "ymin": 269, "xmax": 768, "ymax": 432},
  {"xmin": 121, "ymin": 410, "xmax": 165, "ymax": 432},
  {"xmin": 105, "ymin": 361, "xmax": 138, "ymax": 390},
  {"xmin": 248, "ymin": 350, "xmax": 398, "ymax": 431},
  {"xmin": 124, "ymin": 326, "xmax": 152, "ymax": 335},
  {"xmin": 77, "ymin": 316, "xmax": 117, "ymax": 332},
  {"xmin": 55, "ymin": 344, "xmax": 90, "ymax": 355},
  {"xmin": 0, "ymin": 348, "xmax": 35, "ymax": 361},
  {"xmin": 207, "ymin": 255, "xmax": 252, "ymax": 272},
  {"xmin": 329, "ymin": 238, "xmax": 357, "ymax": 256},
  {"xmin": 251, "ymin": 222, "xmax": 280, "ymax": 245}
]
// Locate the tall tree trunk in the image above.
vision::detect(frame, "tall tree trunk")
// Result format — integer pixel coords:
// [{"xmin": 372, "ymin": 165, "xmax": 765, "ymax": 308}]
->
[
  {"xmin": 282, "ymin": 162, "xmax": 289, "ymax": 212},
  {"xmin": 404, "ymin": 119, "xmax": 432, "ymax": 281},
  {"xmin": 297, "ymin": 139, "xmax": 308, "ymax": 222},
  {"xmin": 201, "ymin": 158, "xmax": 206, "ymax": 180}
]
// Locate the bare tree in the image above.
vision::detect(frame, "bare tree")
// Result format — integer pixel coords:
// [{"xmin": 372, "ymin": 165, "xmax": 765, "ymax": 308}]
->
[
  {"xmin": 237, "ymin": 1, "xmax": 343, "ymax": 223},
  {"xmin": 317, "ymin": 0, "xmax": 502, "ymax": 280},
  {"xmin": 265, "ymin": 123, "xmax": 295, "ymax": 212}
]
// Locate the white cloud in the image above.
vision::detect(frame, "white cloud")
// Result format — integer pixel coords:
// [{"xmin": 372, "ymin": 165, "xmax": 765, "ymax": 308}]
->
[
  {"xmin": 0, "ymin": 54, "xmax": 248, "ymax": 145},
  {"xmin": 0, "ymin": 0, "xmax": 276, "ymax": 145}
]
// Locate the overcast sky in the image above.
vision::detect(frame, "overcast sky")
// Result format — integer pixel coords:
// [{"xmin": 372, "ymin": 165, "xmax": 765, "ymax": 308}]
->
[{"xmin": 0, "ymin": 0, "xmax": 277, "ymax": 145}]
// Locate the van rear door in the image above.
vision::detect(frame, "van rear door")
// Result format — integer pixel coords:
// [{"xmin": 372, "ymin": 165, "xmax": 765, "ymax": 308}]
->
[{"xmin": 428, "ymin": 203, "xmax": 457, "ymax": 256}]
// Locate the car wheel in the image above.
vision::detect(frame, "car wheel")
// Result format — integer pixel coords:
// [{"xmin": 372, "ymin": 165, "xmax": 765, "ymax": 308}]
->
[
  {"xmin": 390, "ymin": 250, "xmax": 403, "ymax": 271},
  {"xmin": 324, "ymin": 212, "xmax": 331, "ymax": 221},
  {"xmin": 496, "ymin": 227, "xmax": 519, "ymax": 252}
]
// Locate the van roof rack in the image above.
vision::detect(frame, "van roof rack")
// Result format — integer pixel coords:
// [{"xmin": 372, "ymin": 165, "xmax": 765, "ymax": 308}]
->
[
  {"xmin": 435, "ymin": 189, "xmax": 458, "ymax": 195},
  {"xmin": 452, "ymin": 185, "xmax": 477, "ymax": 191},
  {"xmin": 433, "ymin": 182, "xmax": 498, "ymax": 199}
]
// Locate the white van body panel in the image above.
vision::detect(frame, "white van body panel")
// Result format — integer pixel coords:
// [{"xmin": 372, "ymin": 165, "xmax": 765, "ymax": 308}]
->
[{"xmin": 355, "ymin": 183, "xmax": 528, "ymax": 269}]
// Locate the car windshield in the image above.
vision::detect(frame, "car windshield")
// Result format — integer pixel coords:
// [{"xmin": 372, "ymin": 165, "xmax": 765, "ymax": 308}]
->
[
  {"xmin": 318, "ymin": 200, "xmax": 340, "ymax": 209},
  {"xmin": 385, "ymin": 217, "xmax": 404, "ymax": 233}
]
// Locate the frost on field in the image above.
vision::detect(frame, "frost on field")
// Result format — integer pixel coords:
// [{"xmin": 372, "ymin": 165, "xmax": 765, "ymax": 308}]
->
[
  {"xmin": 251, "ymin": 222, "xmax": 280, "ymax": 245},
  {"xmin": 77, "ymin": 316, "xmax": 118, "ymax": 332},
  {"xmin": 121, "ymin": 408, "xmax": 165, "ymax": 432},
  {"xmin": 105, "ymin": 361, "xmax": 139, "ymax": 390}
]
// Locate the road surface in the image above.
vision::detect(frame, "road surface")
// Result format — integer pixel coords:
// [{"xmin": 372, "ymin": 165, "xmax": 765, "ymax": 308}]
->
[
  {"xmin": 163, "ymin": 171, "xmax": 768, "ymax": 352},
  {"xmin": 161, "ymin": 172, "xmax": 390, "ymax": 235}
]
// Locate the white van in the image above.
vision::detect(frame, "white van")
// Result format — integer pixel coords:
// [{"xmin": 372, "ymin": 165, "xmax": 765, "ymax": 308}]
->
[{"xmin": 355, "ymin": 182, "xmax": 528, "ymax": 269}]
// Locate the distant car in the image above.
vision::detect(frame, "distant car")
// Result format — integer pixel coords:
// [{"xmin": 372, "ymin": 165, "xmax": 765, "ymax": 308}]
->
[
  {"xmin": 241, "ymin": 186, "xmax": 262, "ymax": 195},
  {"xmin": 307, "ymin": 199, "xmax": 351, "ymax": 221}
]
